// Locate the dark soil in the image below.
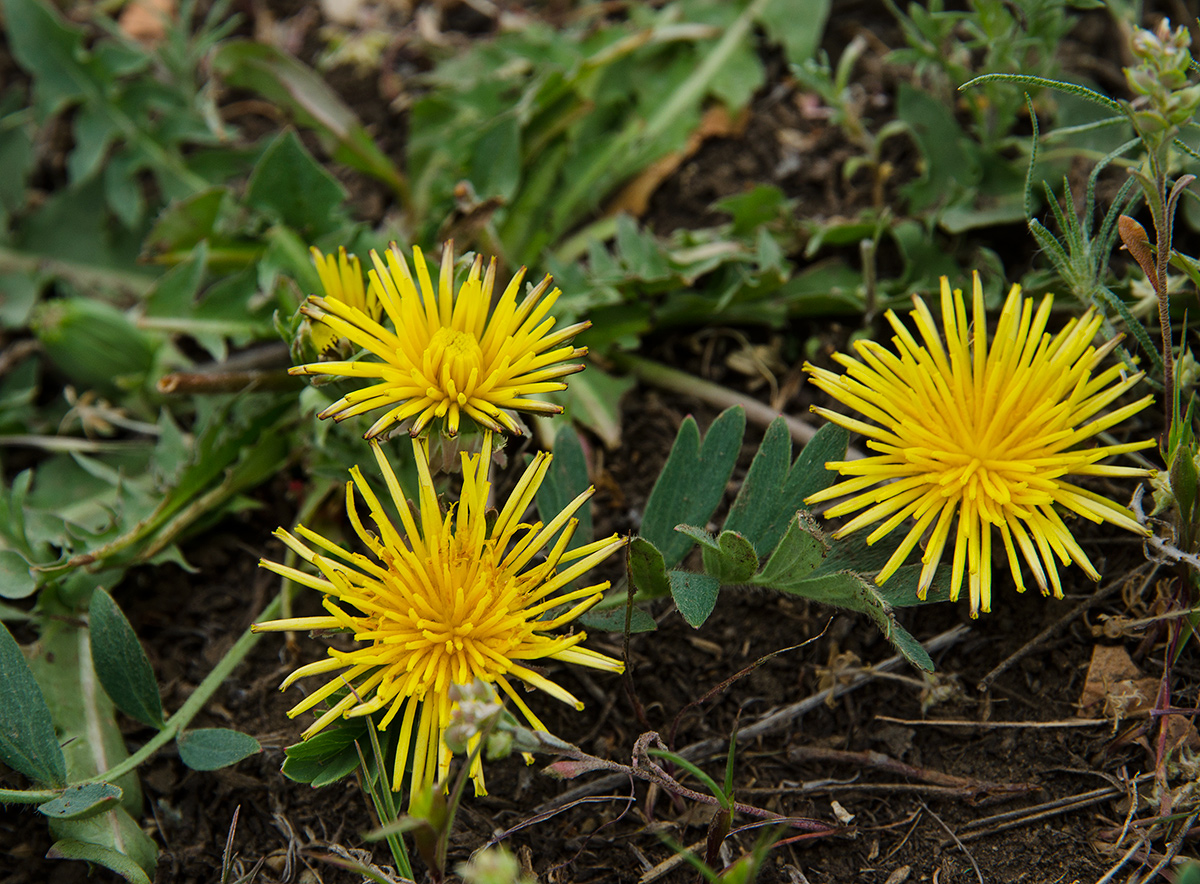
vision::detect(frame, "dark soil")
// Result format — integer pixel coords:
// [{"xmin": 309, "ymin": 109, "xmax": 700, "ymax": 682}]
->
[{"xmin": 3, "ymin": 2, "xmax": 1195, "ymax": 883}]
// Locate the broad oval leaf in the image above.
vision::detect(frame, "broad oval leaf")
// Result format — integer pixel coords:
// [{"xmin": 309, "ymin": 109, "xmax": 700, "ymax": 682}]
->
[
  {"xmin": 0, "ymin": 622, "xmax": 66, "ymax": 786},
  {"xmin": 579, "ymin": 606, "xmax": 657, "ymax": 635},
  {"xmin": 0, "ymin": 549, "xmax": 36, "ymax": 599},
  {"xmin": 38, "ymin": 782, "xmax": 122, "ymax": 821},
  {"xmin": 669, "ymin": 571, "xmax": 721, "ymax": 628},
  {"xmin": 177, "ymin": 728, "xmax": 261, "ymax": 771},
  {"xmin": 89, "ymin": 588, "xmax": 164, "ymax": 729}
]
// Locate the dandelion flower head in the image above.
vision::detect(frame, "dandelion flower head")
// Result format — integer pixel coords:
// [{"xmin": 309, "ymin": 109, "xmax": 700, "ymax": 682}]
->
[
  {"xmin": 803, "ymin": 272, "xmax": 1154, "ymax": 617},
  {"xmin": 254, "ymin": 433, "xmax": 626, "ymax": 799},
  {"xmin": 292, "ymin": 242, "xmax": 589, "ymax": 439},
  {"xmin": 308, "ymin": 246, "xmax": 384, "ymax": 354}
]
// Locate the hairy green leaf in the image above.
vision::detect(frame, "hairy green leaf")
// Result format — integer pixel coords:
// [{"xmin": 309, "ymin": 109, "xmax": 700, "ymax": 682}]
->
[
  {"xmin": 629, "ymin": 536, "xmax": 670, "ymax": 599},
  {"xmin": 177, "ymin": 728, "xmax": 261, "ymax": 771},
  {"xmin": 641, "ymin": 406, "xmax": 746, "ymax": 568},
  {"xmin": 89, "ymin": 589, "xmax": 164, "ymax": 730},
  {"xmin": 38, "ymin": 783, "xmax": 123, "ymax": 821},
  {"xmin": 670, "ymin": 570, "xmax": 721, "ymax": 628},
  {"xmin": 0, "ymin": 622, "xmax": 66, "ymax": 786}
]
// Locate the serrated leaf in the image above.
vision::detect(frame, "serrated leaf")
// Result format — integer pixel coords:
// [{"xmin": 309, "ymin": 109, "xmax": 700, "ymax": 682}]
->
[
  {"xmin": 751, "ymin": 511, "xmax": 828, "ymax": 590},
  {"xmin": 628, "ymin": 536, "xmax": 670, "ymax": 599},
  {"xmin": 579, "ymin": 606, "xmax": 657, "ymax": 634},
  {"xmin": 670, "ymin": 570, "xmax": 720, "ymax": 628},
  {"xmin": 0, "ymin": 622, "xmax": 66, "ymax": 786},
  {"xmin": 38, "ymin": 783, "xmax": 123, "ymax": 821},
  {"xmin": 641, "ymin": 406, "xmax": 746, "ymax": 568},
  {"xmin": 46, "ymin": 838, "xmax": 151, "ymax": 884},
  {"xmin": 89, "ymin": 588, "xmax": 164, "ymax": 729},
  {"xmin": 176, "ymin": 727, "xmax": 260, "ymax": 771}
]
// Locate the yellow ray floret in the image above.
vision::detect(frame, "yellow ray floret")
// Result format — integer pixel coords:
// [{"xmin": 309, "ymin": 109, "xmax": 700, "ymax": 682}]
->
[
  {"xmin": 253, "ymin": 432, "xmax": 627, "ymax": 801},
  {"xmin": 291, "ymin": 241, "xmax": 590, "ymax": 439},
  {"xmin": 803, "ymin": 272, "xmax": 1154, "ymax": 617},
  {"xmin": 308, "ymin": 246, "xmax": 384, "ymax": 354}
]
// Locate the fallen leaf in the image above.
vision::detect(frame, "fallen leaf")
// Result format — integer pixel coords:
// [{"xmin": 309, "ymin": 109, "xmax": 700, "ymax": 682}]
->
[
  {"xmin": 118, "ymin": 0, "xmax": 176, "ymax": 45},
  {"xmin": 1077, "ymin": 644, "xmax": 1157, "ymax": 722},
  {"xmin": 605, "ymin": 105, "xmax": 749, "ymax": 218}
]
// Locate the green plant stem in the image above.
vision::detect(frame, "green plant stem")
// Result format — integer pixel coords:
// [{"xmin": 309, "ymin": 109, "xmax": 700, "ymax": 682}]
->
[{"xmin": 0, "ymin": 586, "xmax": 293, "ymax": 805}]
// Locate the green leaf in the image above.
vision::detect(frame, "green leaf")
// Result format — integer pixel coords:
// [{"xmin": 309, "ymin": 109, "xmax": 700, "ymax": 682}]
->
[
  {"xmin": 723, "ymin": 417, "xmax": 791, "ymax": 556},
  {"xmin": 144, "ymin": 187, "xmax": 235, "ymax": 257},
  {"xmin": 756, "ymin": 0, "xmax": 830, "ymax": 64},
  {"xmin": 579, "ymin": 606, "xmax": 657, "ymax": 634},
  {"xmin": 628, "ymin": 536, "xmax": 670, "ymax": 599},
  {"xmin": 676, "ymin": 526, "xmax": 758, "ymax": 584},
  {"xmin": 471, "ymin": 114, "xmax": 522, "ymax": 202},
  {"xmin": 0, "ymin": 549, "xmax": 36, "ymax": 599},
  {"xmin": 211, "ymin": 40, "xmax": 405, "ymax": 195},
  {"xmin": 89, "ymin": 588, "xmax": 164, "ymax": 729},
  {"xmin": 886, "ymin": 624, "xmax": 935, "ymax": 672},
  {"xmin": 38, "ymin": 783, "xmax": 123, "ymax": 821},
  {"xmin": 2, "ymin": 0, "xmax": 90, "ymax": 118},
  {"xmin": 896, "ymin": 82, "xmax": 980, "ymax": 212},
  {"xmin": 535, "ymin": 424, "xmax": 593, "ymax": 553},
  {"xmin": 669, "ymin": 571, "xmax": 721, "ymax": 628},
  {"xmin": 282, "ymin": 722, "xmax": 366, "ymax": 787},
  {"xmin": 756, "ymin": 422, "xmax": 848, "ymax": 556},
  {"xmin": 46, "ymin": 837, "xmax": 151, "ymax": 884},
  {"xmin": 176, "ymin": 727, "xmax": 261, "ymax": 771},
  {"xmin": 0, "ymin": 622, "xmax": 66, "ymax": 786},
  {"xmin": 245, "ymin": 130, "xmax": 346, "ymax": 239},
  {"xmin": 0, "ymin": 112, "xmax": 35, "ymax": 217},
  {"xmin": 641, "ymin": 406, "xmax": 746, "ymax": 568},
  {"xmin": 751, "ymin": 511, "xmax": 828, "ymax": 591}
]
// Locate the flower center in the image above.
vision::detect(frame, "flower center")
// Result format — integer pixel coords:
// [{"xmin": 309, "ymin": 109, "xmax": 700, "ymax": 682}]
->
[
  {"xmin": 383, "ymin": 541, "xmax": 530, "ymax": 694},
  {"xmin": 429, "ymin": 327, "xmax": 485, "ymax": 394}
]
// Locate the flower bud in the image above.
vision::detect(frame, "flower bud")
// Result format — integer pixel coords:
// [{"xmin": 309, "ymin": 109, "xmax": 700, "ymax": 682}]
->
[{"xmin": 31, "ymin": 298, "xmax": 157, "ymax": 397}]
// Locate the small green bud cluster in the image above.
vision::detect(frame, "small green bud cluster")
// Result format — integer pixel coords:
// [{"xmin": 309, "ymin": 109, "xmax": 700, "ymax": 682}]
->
[
  {"xmin": 457, "ymin": 846, "xmax": 536, "ymax": 884},
  {"xmin": 1124, "ymin": 19, "xmax": 1200, "ymax": 147},
  {"xmin": 444, "ymin": 680, "xmax": 505, "ymax": 755}
]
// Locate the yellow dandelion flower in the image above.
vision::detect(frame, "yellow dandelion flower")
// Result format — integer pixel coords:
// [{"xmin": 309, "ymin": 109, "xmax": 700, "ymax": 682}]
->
[
  {"xmin": 308, "ymin": 246, "xmax": 383, "ymax": 353},
  {"xmin": 803, "ymin": 272, "xmax": 1155, "ymax": 617},
  {"xmin": 291, "ymin": 242, "xmax": 589, "ymax": 438},
  {"xmin": 254, "ymin": 432, "xmax": 626, "ymax": 800}
]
